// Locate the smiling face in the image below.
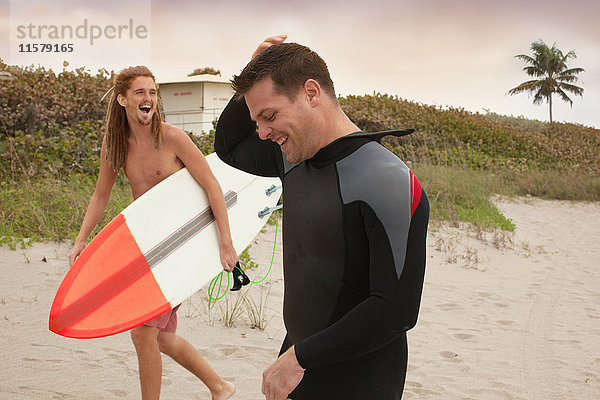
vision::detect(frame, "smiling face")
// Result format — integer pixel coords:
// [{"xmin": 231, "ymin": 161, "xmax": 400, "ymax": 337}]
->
[
  {"xmin": 117, "ymin": 76, "xmax": 157, "ymax": 127},
  {"xmin": 245, "ymin": 77, "xmax": 321, "ymax": 163}
]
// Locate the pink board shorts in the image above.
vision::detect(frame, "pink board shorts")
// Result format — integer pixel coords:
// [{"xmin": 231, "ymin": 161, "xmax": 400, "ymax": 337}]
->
[{"xmin": 144, "ymin": 305, "xmax": 180, "ymax": 333}]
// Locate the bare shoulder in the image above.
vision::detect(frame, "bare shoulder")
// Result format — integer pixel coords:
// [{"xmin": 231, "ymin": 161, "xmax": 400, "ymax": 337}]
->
[
  {"xmin": 161, "ymin": 123, "xmax": 195, "ymax": 150},
  {"xmin": 161, "ymin": 122, "xmax": 188, "ymax": 142},
  {"xmin": 160, "ymin": 123, "xmax": 207, "ymax": 168}
]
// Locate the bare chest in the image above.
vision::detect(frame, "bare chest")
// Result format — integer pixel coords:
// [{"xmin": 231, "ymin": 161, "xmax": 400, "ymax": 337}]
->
[{"xmin": 124, "ymin": 144, "xmax": 183, "ymax": 199}]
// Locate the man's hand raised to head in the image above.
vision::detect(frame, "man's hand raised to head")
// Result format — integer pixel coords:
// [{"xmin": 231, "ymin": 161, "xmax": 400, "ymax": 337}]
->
[{"xmin": 252, "ymin": 34, "xmax": 288, "ymax": 60}]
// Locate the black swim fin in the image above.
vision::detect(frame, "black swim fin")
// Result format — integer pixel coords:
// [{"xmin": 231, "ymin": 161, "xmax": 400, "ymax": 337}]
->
[{"xmin": 230, "ymin": 262, "xmax": 250, "ymax": 291}]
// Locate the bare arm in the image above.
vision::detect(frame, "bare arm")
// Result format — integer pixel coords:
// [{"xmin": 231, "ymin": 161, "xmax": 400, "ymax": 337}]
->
[
  {"xmin": 170, "ymin": 127, "xmax": 238, "ymax": 271},
  {"xmin": 69, "ymin": 139, "xmax": 118, "ymax": 265}
]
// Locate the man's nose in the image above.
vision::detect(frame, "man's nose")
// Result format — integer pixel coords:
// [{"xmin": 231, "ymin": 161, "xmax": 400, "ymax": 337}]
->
[{"xmin": 257, "ymin": 124, "xmax": 272, "ymax": 140}]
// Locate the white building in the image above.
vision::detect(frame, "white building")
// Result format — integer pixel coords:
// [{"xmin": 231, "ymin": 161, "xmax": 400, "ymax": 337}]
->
[
  {"xmin": 0, "ymin": 71, "xmax": 14, "ymax": 80},
  {"xmin": 157, "ymin": 74, "xmax": 234, "ymax": 136}
]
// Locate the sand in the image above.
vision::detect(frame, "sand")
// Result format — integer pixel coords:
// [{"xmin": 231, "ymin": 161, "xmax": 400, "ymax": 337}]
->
[{"xmin": 1, "ymin": 197, "xmax": 599, "ymax": 399}]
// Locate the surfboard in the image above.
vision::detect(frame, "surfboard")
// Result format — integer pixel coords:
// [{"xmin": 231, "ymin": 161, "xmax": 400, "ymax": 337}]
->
[{"xmin": 49, "ymin": 153, "xmax": 282, "ymax": 339}]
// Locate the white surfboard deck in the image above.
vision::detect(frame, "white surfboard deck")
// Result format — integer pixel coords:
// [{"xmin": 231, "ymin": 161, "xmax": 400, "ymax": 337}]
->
[{"xmin": 49, "ymin": 152, "xmax": 282, "ymax": 338}]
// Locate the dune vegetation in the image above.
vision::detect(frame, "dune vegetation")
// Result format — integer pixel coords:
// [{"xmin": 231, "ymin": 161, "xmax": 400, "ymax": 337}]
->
[{"xmin": 1, "ymin": 63, "xmax": 598, "ymax": 247}]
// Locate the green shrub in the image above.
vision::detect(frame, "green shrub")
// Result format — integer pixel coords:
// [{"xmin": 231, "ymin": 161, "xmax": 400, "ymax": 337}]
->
[
  {"xmin": 340, "ymin": 93, "xmax": 600, "ymax": 175},
  {"xmin": 2, "ymin": 63, "xmax": 598, "ymax": 245}
]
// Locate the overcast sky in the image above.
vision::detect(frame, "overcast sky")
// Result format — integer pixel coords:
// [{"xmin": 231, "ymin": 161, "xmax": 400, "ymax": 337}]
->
[{"xmin": 2, "ymin": 0, "xmax": 598, "ymax": 128}]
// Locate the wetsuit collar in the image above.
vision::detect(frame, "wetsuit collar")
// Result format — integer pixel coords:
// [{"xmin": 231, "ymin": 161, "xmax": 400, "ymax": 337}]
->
[
  {"xmin": 308, "ymin": 129, "xmax": 415, "ymax": 168},
  {"xmin": 344, "ymin": 129, "xmax": 415, "ymax": 142}
]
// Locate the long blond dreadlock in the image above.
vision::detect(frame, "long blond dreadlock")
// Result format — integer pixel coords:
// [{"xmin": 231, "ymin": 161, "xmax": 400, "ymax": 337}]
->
[{"xmin": 104, "ymin": 66, "xmax": 163, "ymax": 170}]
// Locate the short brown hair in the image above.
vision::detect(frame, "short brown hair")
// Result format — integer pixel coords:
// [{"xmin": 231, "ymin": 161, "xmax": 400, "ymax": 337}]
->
[
  {"xmin": 105, "ymin": 66, "xmax": 163, "ymax": 170},
  {"xmin": 232, "ymin": 42, "xmax": 336, "ymax": 101}
]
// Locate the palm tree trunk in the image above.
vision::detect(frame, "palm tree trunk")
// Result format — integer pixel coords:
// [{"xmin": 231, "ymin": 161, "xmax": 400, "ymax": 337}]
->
[{"xmin": 549, "ymin": 94, "xmax": 553, "ymax": 124}]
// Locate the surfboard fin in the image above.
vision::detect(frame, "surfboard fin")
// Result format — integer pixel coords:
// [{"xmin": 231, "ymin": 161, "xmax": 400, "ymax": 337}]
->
[{"xmin": 231, "ymin": 263, "xmax": 250, "ymax": 291}]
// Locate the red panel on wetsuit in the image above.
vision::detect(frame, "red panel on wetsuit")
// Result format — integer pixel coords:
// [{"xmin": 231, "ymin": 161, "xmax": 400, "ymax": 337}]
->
[{"xmin": 410, "ymin": 171, "xmax": 422, "ymax": 218}]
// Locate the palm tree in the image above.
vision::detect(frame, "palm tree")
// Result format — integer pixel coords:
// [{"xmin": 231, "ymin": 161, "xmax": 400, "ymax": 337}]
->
[{"xmin": 508, "ymin": 40, "xmax": 584, "ymax": 123}]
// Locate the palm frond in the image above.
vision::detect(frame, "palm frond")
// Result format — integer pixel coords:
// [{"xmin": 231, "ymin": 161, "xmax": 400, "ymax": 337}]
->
[
  {"xmin": 557, "ymin": 73, "xmax": 580, "ymax": 84},
  {"xmin": 515, "ymin": 54, "xmax": 536, "ymax": 64},
  {"xmin": 558, "ymin": 82, "xmax": 584, "ymax": 97},
  {"xmin": 562, "ymin": 50, "xmax": 577, "ymax": 62},
  {"xmin": 532, "ymin": 90, "xmax": 545, "ymax": 105},
  {"xmin": 561, "ymin": 67, "xmax": 585, "ymax": 75},
  {"xmin": 554, "ymin": 87, "xmax": 574, "ymax": 106},
  {"xmin": 507, "ymin": 79, "xmax": 541, "ymax": 95},
  {"xmin": 523, "ymin": 65, "xmax": 545, "ymax": 77}
]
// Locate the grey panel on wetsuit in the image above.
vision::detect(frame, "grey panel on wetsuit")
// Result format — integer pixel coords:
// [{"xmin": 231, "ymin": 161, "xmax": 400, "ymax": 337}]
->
[{"xmin": 336, "ymin": 141, "xmax": 411, "ymax": 279}]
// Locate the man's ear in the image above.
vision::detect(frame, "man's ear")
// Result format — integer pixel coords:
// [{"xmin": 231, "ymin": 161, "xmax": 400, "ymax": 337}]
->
[
  {"xmin": 303, "ymin": 79, "xmax": 321, "ymax": 107},
  {"xmin": 117, "ymin": 93, "xmax": 127, "ymax": 107}
]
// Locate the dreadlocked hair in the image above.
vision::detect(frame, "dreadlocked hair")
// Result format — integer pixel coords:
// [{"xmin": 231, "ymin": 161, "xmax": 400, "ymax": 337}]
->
[{"xmin": 104, "ymin": 66, "xmax": 163, "ymax": 170}]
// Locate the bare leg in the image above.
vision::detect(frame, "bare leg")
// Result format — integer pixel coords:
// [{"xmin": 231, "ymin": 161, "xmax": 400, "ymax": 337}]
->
[
  {"xmin": 131, "ymin": 325, "xmax": 163, "ymax": 400},
  {"xmin": 157, "ymin": 331, "xmax": 235, "ymax": 399}
]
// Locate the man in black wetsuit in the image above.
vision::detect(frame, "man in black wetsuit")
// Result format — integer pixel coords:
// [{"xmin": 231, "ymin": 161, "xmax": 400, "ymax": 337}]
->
[{"xmin": 215, "ymin": 35, "xmax": 429, "ymax": 400}]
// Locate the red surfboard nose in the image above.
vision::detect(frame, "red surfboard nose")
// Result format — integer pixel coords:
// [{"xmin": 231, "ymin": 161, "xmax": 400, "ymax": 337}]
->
[{"xmin": 49, "ymin": 214, "xmax": 170, "ymax": 339}]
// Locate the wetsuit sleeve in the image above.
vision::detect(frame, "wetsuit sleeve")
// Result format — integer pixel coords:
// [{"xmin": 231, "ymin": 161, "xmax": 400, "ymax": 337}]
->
[
  {"xmin": 294, "ymin": 197, "xmax": 429, "ymax": 369},
  {"xmin": 214, "ymin": 98, "xmax": 283, "ymax": 177}
]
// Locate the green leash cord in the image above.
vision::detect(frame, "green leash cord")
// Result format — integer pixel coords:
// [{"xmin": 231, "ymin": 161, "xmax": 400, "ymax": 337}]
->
[
  {"xmin": 248, "ymin": 209, "xmax": 279, "ymax": 285},
  {"xmin": 207, "ymin": 210, "xmax": 279, "ymax": 309},
  {"xmin": 206, "ymin": 268, "xmax": 230, "ymax": 310}
]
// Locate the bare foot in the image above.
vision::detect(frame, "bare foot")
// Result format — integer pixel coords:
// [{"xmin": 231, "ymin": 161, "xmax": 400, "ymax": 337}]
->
[{"xmin": 212, "ymin": 380, "xmax": 235, "ymax": 400}]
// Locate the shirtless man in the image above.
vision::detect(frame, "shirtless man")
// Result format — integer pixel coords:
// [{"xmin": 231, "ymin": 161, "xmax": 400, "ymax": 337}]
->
[{"xmin": 69, "ymin": 66, "xmax": 236, "ymax": 400}]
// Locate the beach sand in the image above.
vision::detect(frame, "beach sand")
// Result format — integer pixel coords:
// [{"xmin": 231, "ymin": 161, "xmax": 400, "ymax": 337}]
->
[{"xmin": 1, "ymin": 197, "xmax": 599, "ymax": 399}]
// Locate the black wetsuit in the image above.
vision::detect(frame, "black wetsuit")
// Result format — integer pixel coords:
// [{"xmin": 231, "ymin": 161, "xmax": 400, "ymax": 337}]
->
[{"xmin": 215, "ymin": 99, "xmax": 429, "ymax": 400}]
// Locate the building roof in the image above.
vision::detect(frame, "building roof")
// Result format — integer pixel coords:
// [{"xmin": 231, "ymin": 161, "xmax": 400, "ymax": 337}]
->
[{"xmin": 157, "ymin": 74, "xmax": 232, "ymax": 85}]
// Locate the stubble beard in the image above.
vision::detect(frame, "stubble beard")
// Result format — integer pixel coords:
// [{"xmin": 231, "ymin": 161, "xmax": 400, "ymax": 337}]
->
[{"xmin": 137, "ymin": 116, "xmax": 152, "ymax": 126}]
